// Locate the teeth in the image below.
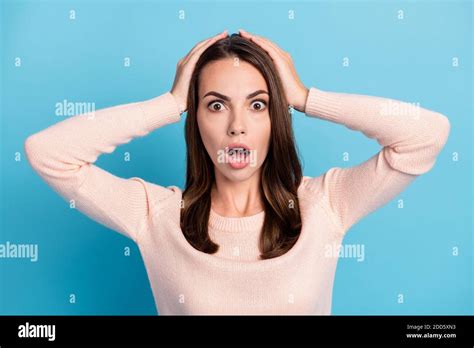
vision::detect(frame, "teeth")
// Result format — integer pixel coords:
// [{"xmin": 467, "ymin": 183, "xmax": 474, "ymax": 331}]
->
[{"xmin": 228, "ymin": 147, "xmax": 248, "ymax": 156}]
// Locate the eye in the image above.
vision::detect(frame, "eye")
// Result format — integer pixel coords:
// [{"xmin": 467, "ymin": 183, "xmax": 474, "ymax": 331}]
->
[
  {"xmin": 251, "ymin": 100, "xmax": 267, "ymax": 111},
  {"xmin": 207, "ymin": 100, "xmax": 226, "ymax": 112}
]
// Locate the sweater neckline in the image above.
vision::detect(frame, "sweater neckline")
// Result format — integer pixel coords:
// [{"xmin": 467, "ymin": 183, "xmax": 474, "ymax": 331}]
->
[
  {"xmin": 169, "ymin": 178, "xmax": 318, "ymax": 271},
  {"xmin": 209, "ymin": 207, "xmax": 265, "ymax": 232}
]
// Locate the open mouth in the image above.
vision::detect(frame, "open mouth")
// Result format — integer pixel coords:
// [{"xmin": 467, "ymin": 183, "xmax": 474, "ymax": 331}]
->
[{"xmin": 227, "ymin": 147, "xmax": 250, "ymax": 157}]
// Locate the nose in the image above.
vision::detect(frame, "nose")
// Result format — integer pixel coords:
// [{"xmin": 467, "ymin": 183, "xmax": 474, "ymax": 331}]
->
[
  {"xmin": 227, "ymin": 113, "xmax": 246, "ymax": 136},
  {"xmin": 228, "ymin": 127, "xmax": 246, "ymax": 136}
]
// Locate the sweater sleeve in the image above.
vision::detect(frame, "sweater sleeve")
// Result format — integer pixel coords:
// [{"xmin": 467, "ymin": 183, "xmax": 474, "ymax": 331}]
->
[
  {"xmin": 304, "ymin": 87, "xmax": 450, "ymax": 233},
  {"xmin": 24, "ymin": 92, "xmax": 182, "ymax": 244}
]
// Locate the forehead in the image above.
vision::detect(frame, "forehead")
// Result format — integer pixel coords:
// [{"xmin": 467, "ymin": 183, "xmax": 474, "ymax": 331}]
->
[{"xmin": 198, "ymin": 58, "xmax": 268, "ymax": 99}]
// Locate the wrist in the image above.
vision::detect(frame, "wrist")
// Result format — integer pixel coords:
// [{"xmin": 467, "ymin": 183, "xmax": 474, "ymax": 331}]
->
[
  {"xmin": 170, "ymin": 91, "xmax": 187, "ymax": 115},
  {"xmin": 295, "ymin": 86, "xmax": 309, "ymax": 113}
]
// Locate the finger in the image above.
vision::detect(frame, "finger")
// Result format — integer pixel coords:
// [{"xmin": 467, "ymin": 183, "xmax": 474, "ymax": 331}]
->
[
  {"xmin": 252, "ymin": 34, "xmax": 291, "ymax": 61},
  {"xmin": 258, "ymin": 36, "xmax": 291, "ymax": 60},
  {"xmin": 184, "ymin": 31, "xmax": 228, "ymax": 66},
  {"xmin": 239, "ymin": 29, "xmax": 289, "ymax": 62},
  {"xmin": 194, "ymin": 30, "xmax": 228, "ymax": 52},
  {"xmin": 239, "ymin": 29, "xmax": 275, "ymax": 53},
  {"xmin": 183, "ymin": 30, "xmax": 227, "ymax": 63},
  {"xmin": 183, "ymin": 30, "xmax": 228, "ymax": 64},
  {"xmin": 182, "ymin": 29, "xmax": 228, "ymax": 65},
  {"xmin": 239, "ymin": 30, "xmax": 284, "ymax": 62},
  {"xmin": 247, "ymin": 31, "xmax": 283, "ymax": 53}
]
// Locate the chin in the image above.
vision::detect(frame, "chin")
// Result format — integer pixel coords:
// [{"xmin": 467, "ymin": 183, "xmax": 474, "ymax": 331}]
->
[{"xmin": 219, "ymin": 166, "xmax": 259, "ymax": 182}]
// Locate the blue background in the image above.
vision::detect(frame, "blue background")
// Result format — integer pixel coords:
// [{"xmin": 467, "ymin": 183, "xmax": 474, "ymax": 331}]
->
[{"xmin": 1, "ymin": 0, "xmax": 472, "ymax": 315}]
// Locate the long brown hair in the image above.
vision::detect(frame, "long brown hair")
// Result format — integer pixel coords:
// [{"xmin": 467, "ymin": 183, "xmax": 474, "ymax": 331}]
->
[{"xmin": 180, "ymin": 33, "xmax": 303, "ymax": 260}]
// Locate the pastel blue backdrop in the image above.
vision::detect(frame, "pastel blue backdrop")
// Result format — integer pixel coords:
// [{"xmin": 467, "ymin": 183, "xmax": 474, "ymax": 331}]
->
[{"xmin": 1, "ymin": 0, "xmax": 472, "ymax": 315}]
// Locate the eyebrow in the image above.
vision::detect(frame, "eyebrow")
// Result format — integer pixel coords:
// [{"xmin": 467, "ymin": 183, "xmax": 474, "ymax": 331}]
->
[{"xmin": 202, "ymin": 90, "xmax": 269, "ymax": 101}]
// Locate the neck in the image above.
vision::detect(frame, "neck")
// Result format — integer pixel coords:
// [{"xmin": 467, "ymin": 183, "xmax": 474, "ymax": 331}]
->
[{"xmin": 211, "ymin": 169, "xmax": 264, "ymax": 217}]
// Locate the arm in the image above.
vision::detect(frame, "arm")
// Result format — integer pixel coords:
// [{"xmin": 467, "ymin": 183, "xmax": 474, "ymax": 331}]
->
[
  {"xmin": 24, "ymin": 92, "xmax": 182, "ymax": 244},
  {"xmin": 304, "ymin": 87, "xmax": 450, "ymax": 232},
  {"xmin": 234, "ymin": 30, "xmax": 450, "ymax": 233}
]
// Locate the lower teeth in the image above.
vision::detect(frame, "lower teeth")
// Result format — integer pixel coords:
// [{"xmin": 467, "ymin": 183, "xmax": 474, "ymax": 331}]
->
[{"xmin": 229, "ymin": 149, "xmax": 247, "ymax": 156}]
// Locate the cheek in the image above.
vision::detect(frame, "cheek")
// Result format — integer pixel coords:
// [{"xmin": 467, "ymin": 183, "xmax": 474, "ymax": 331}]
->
[
  {"xmin": 257, "ymin": 115, "xmax": 271, "ymax": 158},
  {"xmin": 197, "ymin": 114, "xmax": 222, "ymax": 161}
]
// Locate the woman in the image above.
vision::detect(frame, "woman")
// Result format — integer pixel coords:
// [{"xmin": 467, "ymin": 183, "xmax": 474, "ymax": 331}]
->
[{"xmin": 24, "ymin": 29, "xmax": 450, "ymax": 315}]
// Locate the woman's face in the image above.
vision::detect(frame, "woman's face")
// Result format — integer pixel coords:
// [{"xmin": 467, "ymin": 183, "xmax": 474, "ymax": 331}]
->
[{"xmin": 197, "ymin": 57, "xmax": 271, "ymax": 182}]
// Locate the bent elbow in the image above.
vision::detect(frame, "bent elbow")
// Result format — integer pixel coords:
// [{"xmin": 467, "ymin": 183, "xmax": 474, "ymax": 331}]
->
[
  {"xmin": 432, "ymin": 113, "xmax": 451, "ymax": 151},
  {"xmin": 418, "ymin": 113, "xmax": 451, "ymax": 174},
  {"xmin": 24, "ymin": 133, "xmax": 47, "ymax": 173}
]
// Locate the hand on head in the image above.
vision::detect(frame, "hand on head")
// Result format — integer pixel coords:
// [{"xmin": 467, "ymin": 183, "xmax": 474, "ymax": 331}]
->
[{"xmin": 170, "ymin": 30, "xmax": 229, "ymax": 113}]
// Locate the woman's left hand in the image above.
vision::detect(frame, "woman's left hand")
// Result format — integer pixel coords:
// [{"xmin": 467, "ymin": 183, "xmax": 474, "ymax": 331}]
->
[{"xmin": 239, "ymin": 29, "xmax": 309, "ymax": 113}]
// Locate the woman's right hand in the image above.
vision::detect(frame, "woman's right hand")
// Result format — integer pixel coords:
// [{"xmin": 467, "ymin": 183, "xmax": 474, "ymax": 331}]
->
[{"xmin": 170, "ymin": 30, "xmax": 229, "ymax": 114}]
